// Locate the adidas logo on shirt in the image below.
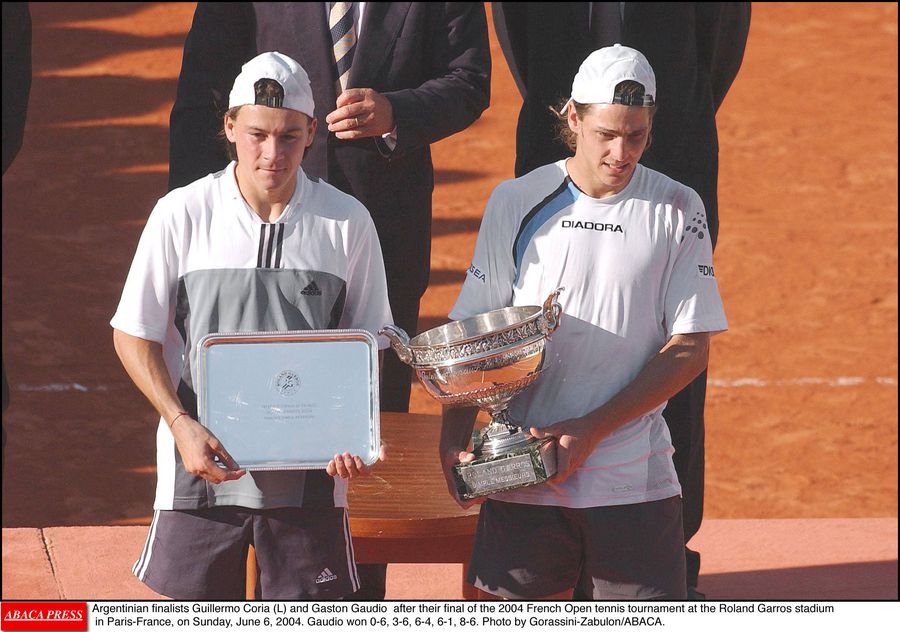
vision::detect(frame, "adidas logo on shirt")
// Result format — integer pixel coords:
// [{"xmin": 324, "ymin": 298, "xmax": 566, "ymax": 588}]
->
[
  {"xmin": 301, "ymin": 281, "xmax": 322, "ymax": 296},
  {"xmin": 315, "ymin": 568, "xmax": 338, "ymax": 584}
]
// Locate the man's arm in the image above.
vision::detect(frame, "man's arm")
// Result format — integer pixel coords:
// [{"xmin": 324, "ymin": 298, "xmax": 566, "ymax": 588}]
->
[
  {"xmin": 330, "ymin": 3, "xmax": 491, "ymax": 154},
  {"xmin": 112, "ymin": 329, "xmax": 246, "ymax": 483},
  {"xmin": 530, "ymin": 332, "xmax": 711, "ymax": 482},
  {"xmin": 114, "ymin": 330, "xmax": 379, "ymax": 481}
]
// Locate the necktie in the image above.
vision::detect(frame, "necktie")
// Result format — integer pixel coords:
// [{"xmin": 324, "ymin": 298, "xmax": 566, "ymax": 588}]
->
[{"xmin": 330, "ymin": 2, "xmax": 357, "ymax": 93}]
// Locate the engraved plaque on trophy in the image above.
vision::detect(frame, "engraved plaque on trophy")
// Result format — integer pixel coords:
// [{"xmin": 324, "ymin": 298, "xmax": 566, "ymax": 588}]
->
[
  {"xmin": 196, "ymin": 330, "xmax": 380, "ymax": 471},
  {"xmin": 380, "ymin": 289, "xmax": 563, "ymax": 500}
]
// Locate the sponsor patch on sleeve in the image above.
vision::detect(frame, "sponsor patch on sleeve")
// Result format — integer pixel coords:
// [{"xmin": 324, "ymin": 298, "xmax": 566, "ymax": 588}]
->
[
  {"xmin": 468, "ymin": 264, "xmax": 486, "ymax": 283},
  {"xmin": 697, "ymin": 264, "xmax": 716, "ymax": 279}
]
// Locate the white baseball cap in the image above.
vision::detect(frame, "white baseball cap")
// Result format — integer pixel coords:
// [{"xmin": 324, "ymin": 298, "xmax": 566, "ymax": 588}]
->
[
  {"xmin": 570, "ymin": 44, "xmax": 656, "ymax": 107},
  {"xmin": 228, "ymin": 51, "xmax": 315, "ymax": 117}
]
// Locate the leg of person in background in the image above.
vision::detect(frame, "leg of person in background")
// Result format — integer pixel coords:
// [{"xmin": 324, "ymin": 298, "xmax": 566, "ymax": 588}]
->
[
  {"xmin": 379, "ymin": 287, "xmax": 420, "ymax": 413},
  {"xmin": 347, "ymin": 288, "xmax": 420, "ymax": 600},
  {"xmin": 2, "ymin": 361, "xmax": 8, "ymax": 465},
  {"xmin": 662, "ymin": 370, "xmax": 708, "ymax": 599},
  {"xmin": 3, "ymin": 3, "xmax": 32, "ymax": 470}
]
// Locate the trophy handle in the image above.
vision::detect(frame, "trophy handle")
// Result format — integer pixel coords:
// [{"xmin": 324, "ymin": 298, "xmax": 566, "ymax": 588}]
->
[
  {"xmin": 378, "ymin": 324, "xmax": 414, "ymax": 365},
  {"xmin": 540, "ymin": 287, "xmax": 564, "ymax": 336}
]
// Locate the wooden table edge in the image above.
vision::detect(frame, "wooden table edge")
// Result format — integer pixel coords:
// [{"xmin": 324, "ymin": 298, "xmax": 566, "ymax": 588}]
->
[{"xmin": 348, "ymin": 513, "xmax": 480, "ymax": 539}]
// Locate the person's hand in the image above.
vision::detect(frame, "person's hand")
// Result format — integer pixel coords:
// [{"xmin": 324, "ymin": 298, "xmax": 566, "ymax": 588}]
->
[
  {"xmin": 326, "ymin": 88, "xmax": 395, "ymax": 140},
  {"xmin": 169, "ymin": 415, "xmax": 246, "ymax": 484},
  {"xmin": 441, "ymin": 448, "xmax": 485, "ymax": 509},
  {"xmin": 528, "ymin": 417, "xmax": 606, "ymax": 484},
  {"xmin": 326, "ymin": 444, "xmax": 386, "ymax": 479}
]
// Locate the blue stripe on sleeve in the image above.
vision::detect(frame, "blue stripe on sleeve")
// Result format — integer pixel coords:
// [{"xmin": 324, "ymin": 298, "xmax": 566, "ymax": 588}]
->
[{"xmin": 513, "ymin": 180, "xmax": 579, "ymax": 284}]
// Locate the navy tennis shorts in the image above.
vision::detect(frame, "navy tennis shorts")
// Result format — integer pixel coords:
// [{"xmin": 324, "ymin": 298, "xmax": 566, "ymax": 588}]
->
[
  {"xmin": 467, "ymin": 496, "xmax": 687, "ymax": 599},
  {"xmin": 132, "ymin": 506, "xmax": 360, "ymax": 600}
]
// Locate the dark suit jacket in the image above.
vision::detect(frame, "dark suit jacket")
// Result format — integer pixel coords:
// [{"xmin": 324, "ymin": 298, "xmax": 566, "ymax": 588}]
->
[
  {"xmin": 492, "ymin": 2, "xmax": 750, "ymax": 248},
  {"xmin": 2, "ymin": 2, "xmax": 32, "ymax": 416},
  {"xmin": 169, "ymin": 2, "xmax": 491, "ymax": 298},
  {"xmin": 2, "ymin": 2, "xmax": 31, "ymax": 176}
]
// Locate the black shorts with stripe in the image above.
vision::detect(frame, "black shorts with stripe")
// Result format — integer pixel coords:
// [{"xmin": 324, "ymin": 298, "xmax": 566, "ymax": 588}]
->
[{"xmin": 133, "ymin": 506, "xmax": 359, "ymax": 600}]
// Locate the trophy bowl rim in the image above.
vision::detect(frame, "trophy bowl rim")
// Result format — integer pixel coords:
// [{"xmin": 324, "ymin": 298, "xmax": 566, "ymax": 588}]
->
[{"xmin": 407, "ymin": 304, "xmax": 544, "ymax": 350}]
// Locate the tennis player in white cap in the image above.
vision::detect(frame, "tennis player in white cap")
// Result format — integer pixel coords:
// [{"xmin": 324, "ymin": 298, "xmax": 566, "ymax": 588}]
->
[
  {"xmin": 111, "ymin": 52, "xmax": 391, "ymax": 599},
  {"xmin": 441, "ymin": 44, "xmax": 728, "ymax": 599}
]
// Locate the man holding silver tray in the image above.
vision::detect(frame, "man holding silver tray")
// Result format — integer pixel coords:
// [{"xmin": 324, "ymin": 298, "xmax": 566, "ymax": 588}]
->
[
  {"xmin": 441, "ymin": 45, "xmax": 728, "ymax": 600},
  {"xmin": 110, "ymin": 52, "xmax": 392, "ymax": 600}
]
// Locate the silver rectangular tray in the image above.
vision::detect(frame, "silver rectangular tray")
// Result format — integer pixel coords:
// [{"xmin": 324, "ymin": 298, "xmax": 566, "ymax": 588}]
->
[{"xmin": 197, "ymin": 329, "xmax": 380, "ymax": 471}]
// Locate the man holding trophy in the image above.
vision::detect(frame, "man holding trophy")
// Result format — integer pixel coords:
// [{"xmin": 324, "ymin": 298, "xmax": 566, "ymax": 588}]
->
[
  {"xmin": 437, "ymin": 45, "xmax": 728, "ymax": 599},
  {"xmin": 111, "ymin": 52, "xmax": 391, "ymax": 599}
]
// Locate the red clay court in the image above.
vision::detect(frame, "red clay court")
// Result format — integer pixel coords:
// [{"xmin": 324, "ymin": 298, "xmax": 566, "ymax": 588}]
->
[{"xmin": 2, "ymin": 3, "xmax": 897, "ymax": 600}]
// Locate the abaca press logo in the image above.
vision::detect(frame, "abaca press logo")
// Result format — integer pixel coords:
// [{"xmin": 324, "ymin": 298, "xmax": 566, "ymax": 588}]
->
[{"xmin": 1, "ymin": 602, "xmax": 88, "ymax": 631}]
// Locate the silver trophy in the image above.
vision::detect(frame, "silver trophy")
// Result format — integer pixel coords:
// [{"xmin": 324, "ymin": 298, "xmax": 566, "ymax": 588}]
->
[{"xmin": 380, "ymin": 289, "xmax": 563, "ymax": 500}]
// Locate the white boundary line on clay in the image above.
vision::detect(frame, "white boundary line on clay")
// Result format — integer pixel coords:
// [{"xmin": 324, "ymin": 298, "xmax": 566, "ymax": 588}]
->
[
  {"xmin": 708, "ymin": 377, "xmax": 897, "ymax": 387},
  {"xmin": 16, "ymin": 383, "xmax": 110, "ymax": 392}
]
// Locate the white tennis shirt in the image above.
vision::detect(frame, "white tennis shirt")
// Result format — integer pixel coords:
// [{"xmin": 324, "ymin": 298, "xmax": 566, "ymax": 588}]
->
[
  {"xmin": 111, "ymin": 162, "xmax": 393, "ymax": 510},
  {"xmin": 450, "ymin": 160, "xmax": 728, "ymax": 508}
]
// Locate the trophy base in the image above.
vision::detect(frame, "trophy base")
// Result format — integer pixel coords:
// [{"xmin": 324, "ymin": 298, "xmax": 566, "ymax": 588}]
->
[{"xmin": 453, "ymin": 436, "xmax": 557, "ymax": 501}]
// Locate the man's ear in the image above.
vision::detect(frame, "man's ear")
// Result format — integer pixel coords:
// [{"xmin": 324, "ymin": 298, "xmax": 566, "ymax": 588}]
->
[
  {"xmin": 566, "ymin": 102, "xmax": 580, "ymax": 134},
  {"xmin": 306, "ymin": 117, "xmax": 317, "ymax": 148},
  {"xmin": 224, "ymin": 115, "xmax": 237, "ymax": 142}
]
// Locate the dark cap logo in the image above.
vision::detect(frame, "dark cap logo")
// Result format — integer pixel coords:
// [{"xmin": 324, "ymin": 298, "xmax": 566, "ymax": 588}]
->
[
  {"xmin": 611, "ymin": 80, "xmax": 655, "ymax": 106},
  {"xmin": 254, "ymin": 78, "xmax": 285, "ymax": 108}
]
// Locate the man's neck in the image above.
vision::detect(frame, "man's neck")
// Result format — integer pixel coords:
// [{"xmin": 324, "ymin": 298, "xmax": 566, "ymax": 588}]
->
[
  {"xmin": 234, "ymin": 167, "xmax": 296, "ymax": 223},
  {"xmin": 565, "ymin": 156, "xmax": 632, "ymax": 200}
]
